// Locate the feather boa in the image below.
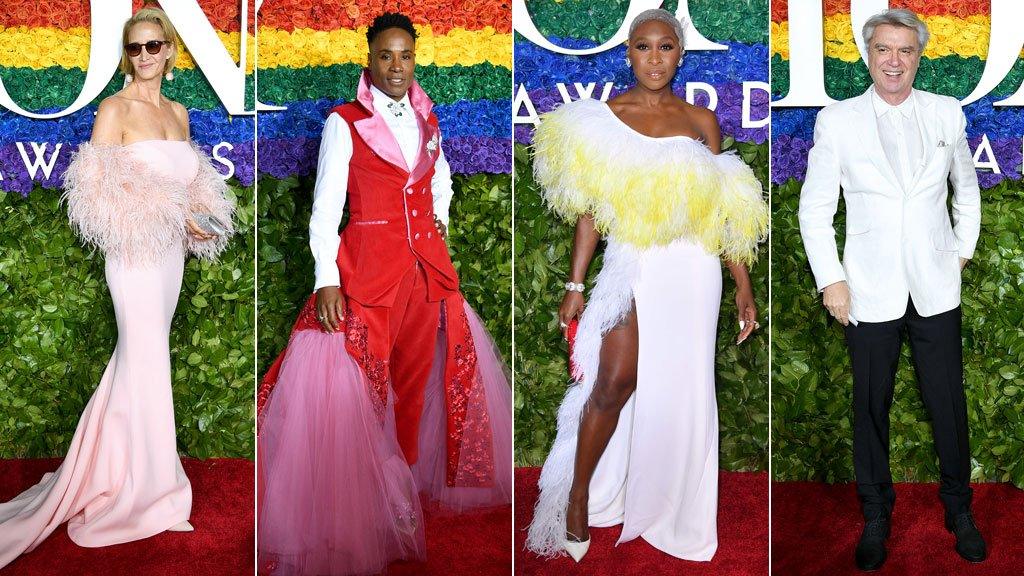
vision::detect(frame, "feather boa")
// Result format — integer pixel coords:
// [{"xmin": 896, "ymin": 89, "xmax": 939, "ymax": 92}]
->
[
  {"xmin": 532, "ymin": 98, "xmax": 768, "ymax": 265},
  {"xmin": 62, "ymin": 142, "xmax": 235, "ymax": 265}
]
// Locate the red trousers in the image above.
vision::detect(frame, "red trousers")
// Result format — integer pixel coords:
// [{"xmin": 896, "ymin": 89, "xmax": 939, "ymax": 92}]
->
[{"xmin": 372, "ymin": 263, "xmax": 439, "ymax": 465}]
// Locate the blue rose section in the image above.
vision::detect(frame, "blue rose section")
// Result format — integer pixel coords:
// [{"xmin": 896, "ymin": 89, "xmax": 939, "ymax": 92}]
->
[
  {"xmin": 256, "ymin": 98, "xmax": 511, "ymax": 141},
  {"xmin": 256, "ymin": 136, "xmax": 511, "ymax": 179},
  {"xmin": 0, "ymin": 108, "xmax": 255, "ymax": 147},
  {"xmin": 514, "ymin": 38, "xmax": 768, "ymax": 145},
  {"xmin": 513, "ymin": 38, "xmax": 768, "ymax": 90},
  {"xmin": 516, "ymin": 82, "xmax": 768, "ymax": 145},
  {"xmin": 771, "ymin": 96, "xmax": 1024, "ymax": 187}
]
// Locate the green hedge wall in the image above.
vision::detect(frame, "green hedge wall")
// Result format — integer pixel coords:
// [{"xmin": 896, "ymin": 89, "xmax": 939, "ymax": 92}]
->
[
  {"xmin": 0, "ymin": 184, "xmax": 256, "ymax": 459},
  {"xmin": 514, "ymin": 142, "xmax": 770, "ymax": 469},
  {"xmin": 771, "ymin": 178, "xmax": 1024, "ymax": 487},
  {"xmin": 256, "ymin": 174, "xmax": 512, "ymax": 374}
]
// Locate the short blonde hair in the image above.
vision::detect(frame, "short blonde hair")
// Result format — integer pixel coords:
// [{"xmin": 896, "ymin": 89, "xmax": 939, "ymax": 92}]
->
[{"xmin": 119, "ymin": 7, "xmax": 179, "ymax": 77}]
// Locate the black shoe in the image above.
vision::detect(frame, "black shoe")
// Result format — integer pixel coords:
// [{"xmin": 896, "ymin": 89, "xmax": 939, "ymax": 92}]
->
[
  {"xmin": 855, "ymin": 515, "xmax": 890, "ymax": 571},
  {"xmin": 946, "ymin": 512, "xmax": 987, "ymax": 563}
]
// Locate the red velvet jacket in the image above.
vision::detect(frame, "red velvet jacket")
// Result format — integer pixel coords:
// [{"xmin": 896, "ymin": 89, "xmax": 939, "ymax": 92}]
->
[{"xmin": 331, "ymin": 81, "xmax": 459, "ymax": 307}]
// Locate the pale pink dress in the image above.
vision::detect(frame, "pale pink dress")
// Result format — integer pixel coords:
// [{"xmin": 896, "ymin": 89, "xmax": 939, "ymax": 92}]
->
[{"xmin": 0, "ymin": 141, "xmax": 200, "ymax": 568}]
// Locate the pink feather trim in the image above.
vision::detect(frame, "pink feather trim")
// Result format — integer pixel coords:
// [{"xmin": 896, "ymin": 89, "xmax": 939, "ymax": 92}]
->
[{"xmin": 61, "ymin": 142, "xmax": 236, "ymax": 265}]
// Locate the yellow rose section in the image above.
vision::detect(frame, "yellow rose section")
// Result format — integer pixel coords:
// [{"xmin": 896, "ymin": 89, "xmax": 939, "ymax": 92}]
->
[
  {"xmin": 257, "ymin": 25, "xmax": 512, "ymax": 69},
  {"xmin": 771, "ymin": 14, "xmax": 1004, "ymax": 61},
  {"xmin": 0, "ymin": 25, "xmax": 256, "ymax": 72}
]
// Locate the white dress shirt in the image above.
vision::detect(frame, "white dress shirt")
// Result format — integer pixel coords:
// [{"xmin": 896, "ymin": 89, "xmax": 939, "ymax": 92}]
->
[
  {"xmin": 308, "ymin": 84, "xmax": 455, "ymax": 290},
  {"xmin": 872, "ymin": 88, "xmax": 923, "ymax": 190}
]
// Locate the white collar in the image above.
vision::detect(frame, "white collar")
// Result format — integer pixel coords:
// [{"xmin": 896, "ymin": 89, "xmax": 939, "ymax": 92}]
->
[
  {"xmin": 871, "ymin": 87, "xmax": 915, "ymax": 118},
  {"xmin": 369, "ymin": 83, "xmax": 412, "ymax": 112}
]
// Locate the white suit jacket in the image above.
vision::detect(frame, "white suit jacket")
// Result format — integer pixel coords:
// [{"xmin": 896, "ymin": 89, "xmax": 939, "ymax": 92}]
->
[{"xmin": 798, "ymin": 88, "xmax": 981, "ymax": 322}]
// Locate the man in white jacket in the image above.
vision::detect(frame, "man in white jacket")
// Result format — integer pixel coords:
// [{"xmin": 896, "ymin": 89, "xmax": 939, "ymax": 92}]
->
[{"xmin": 798, "ymin": 8, "xmax": 984, "ymax": 571}]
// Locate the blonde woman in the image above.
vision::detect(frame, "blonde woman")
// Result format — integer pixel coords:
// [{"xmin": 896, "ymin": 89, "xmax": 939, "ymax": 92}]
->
[{"xmin": 0, "ymin": 8, "xmax": 234, "ymax": 568}]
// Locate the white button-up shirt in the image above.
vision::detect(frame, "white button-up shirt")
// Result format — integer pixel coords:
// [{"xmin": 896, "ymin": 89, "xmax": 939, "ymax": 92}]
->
[
  {"xmin": 308, "ymin": 84, "xmax": 455, "ymax": 290},
  {"xmin": 872, "ymin": 87, "xmax": 923, "ymax": 191}
]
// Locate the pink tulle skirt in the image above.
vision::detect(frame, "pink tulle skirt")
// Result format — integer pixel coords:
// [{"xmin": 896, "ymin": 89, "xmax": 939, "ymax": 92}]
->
[{"xmin": 257, "ymin": 302, "xmax": 511, "ymax": 576}]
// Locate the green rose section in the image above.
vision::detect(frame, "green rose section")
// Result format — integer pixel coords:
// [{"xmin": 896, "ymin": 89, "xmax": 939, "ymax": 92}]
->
[
  {"xmin": 257, "ymin": 174, "xmax": 512, "ymax": 377},
  {"xmin": 256, "ymin": 63, "xmax": 511, "ymax": 106},
  {"xmin": 771, "ymin": 55, "xmax": 1024, "ymax": 100},
  {"xmin": 0, "ymin": 184, "xmax": 256, "ymax": 459},
  {"xmin": 513, "ymin": 143, "xmax": 769, "ymax": 469},
  {"xmin": 0, "ymin": 66, "xmax": 255, "ymax": 112},
  {"xmin": 519, "ymin": 0, "xmax": 767, "ymax": 44},
  {"xmin": 771, "ymin": 178, "xmax": 1024, "ymax": 488}
]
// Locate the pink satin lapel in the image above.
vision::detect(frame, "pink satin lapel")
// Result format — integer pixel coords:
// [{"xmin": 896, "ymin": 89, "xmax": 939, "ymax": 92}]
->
[
  {"xmin": 352, "ymin": 71, "xmax": 409, "ymax": 174},
  {"xmin": 408, "ymin": 114, "xmax": 439, "ymax": 185},
  {"xmin": 351, "ymin": 69, "xmax": 439, "ymax": 182}
]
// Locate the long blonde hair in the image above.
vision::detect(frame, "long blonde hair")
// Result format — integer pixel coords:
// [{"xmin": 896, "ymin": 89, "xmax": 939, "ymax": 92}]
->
[{"xmin": 119, "ymin": 7, "xmax": 179, "ymax": 77}]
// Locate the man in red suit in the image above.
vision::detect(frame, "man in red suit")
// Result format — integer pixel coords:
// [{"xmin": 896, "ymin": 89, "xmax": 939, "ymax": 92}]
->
[
  {"xmin": 257, "ymin": 13, "xmax": 510, "ymax": 574},
  {"xmin": 259, "ymin": 12, "xmax": 493, "ymax": 488}
]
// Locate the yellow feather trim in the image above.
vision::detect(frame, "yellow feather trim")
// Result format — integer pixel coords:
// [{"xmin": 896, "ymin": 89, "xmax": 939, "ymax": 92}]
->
[{"xmin": 532, "ymin": 98, "xmax": 768, "ymax": 265}]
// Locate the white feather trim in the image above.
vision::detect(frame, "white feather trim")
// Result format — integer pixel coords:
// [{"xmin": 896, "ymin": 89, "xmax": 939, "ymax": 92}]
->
[{"xmin": 525, "ymin": 240, "xmax": 641, "ymax": 558}]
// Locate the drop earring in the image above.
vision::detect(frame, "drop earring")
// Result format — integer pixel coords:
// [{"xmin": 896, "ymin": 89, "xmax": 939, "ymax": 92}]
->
[
  {"xmin": 125, "ymin": 74, "xmax": 133, "ymax": 82},
  {"xmin": 625, "ymin": 58, "xmax": 632, "ymax": 68},
  {"xmin": 165, "ymin": 71, "xmax": 174, "ymax": 81}
]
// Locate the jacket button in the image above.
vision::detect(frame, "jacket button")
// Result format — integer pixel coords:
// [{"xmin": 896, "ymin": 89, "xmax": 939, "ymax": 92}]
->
[
  {"xmin": 414, "ymin": 233, "xmax": 421, "ymax": 240},
  {"xmin": 411, "ymin": 209, "xmax": 418, "ymax": 217},
  {"xmin": 427, "ymin": 232, "xmax": 432, "ymax": 239},
  {"xmin": 406, "ymin": 188, "xmax": 413, "ymax": 195}
]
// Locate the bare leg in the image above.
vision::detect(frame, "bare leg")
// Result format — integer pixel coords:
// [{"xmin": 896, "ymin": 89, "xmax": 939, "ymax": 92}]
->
[{"xmin": 565, "ymin": 305, "xmax": 639, "ymax": 541}]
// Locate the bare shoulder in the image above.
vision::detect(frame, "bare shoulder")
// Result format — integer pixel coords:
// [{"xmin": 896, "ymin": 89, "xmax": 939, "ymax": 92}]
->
[
  {"xmin": 96, "ymin": 94, "xmax": 130, "ymax": 119},
  {"xmin": 687, "ymin": 103, "xmax": 721, "ymax": 140},
  {"xmin": 92, "ymin": 95, "xmax": 130, "ymax": 144}
]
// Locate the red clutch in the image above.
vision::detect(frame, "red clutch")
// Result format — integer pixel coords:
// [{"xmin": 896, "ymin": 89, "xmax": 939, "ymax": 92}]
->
[{"xmin": 567, "ymin": 317, "xmax": 580, "ymax": 378}]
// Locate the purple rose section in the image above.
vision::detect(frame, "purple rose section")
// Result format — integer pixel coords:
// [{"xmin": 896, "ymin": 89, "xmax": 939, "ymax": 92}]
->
[
  {"xmin": 771, "ymin": 135, "xmax": 1019, "ymax": 189},
  {"xmin": 0, "ymin": 140, "xmax": 255, "ymax": 195},
  {"xmin": 515, "ymin": 83, "xmax": 768, "ymax": 145},
  {"xmin": 257, "ymin": 136, "xmax": 511, "ymax": 179},
  {"xmin": 514, "ymin": 40, "xmax": 768, "ymax": 91}
]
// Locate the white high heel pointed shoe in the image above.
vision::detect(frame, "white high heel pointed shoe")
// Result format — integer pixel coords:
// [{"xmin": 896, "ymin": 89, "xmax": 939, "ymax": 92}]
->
[
  {"xmin": 167, "ymin": 521, "xmax": 194, "ymax": 532},
  {"xmin": 563, "ymin": 534, "xmax": 590, "ymax": 562}
]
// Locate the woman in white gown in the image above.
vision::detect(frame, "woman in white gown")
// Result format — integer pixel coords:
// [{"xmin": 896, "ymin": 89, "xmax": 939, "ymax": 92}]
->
[{"xmin": 525, "ymin": 9, "xmax": 768, "ymax": 563}]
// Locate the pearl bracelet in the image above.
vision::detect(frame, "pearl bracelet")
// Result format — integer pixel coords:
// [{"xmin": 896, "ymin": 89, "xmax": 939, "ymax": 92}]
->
[{"xmin": 565, "ymin": 281, "xmax": 585, "ymax": 293}]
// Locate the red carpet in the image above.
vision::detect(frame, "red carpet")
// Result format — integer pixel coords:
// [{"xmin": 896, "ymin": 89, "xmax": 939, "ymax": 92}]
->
[
  {"xmin": 514, "ymin": 467, "xmax": 768, "ymax": 575},
  {"xmin": 772, "ymin": 481, "xmax": 1024, "ymax": 575},
  {"xmin": 387, "ymin": 503, "xmax": 513, "ymax": 575},
  {"xmin": 0, "ymin": 457, "xmax": 254, "ymax": 575}
]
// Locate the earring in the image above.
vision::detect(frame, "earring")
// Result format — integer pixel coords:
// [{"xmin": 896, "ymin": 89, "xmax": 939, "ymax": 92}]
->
[
  {"xmin": 125, "ymin": 74, "xmax": 133, "ymax": 82},
  {"xmin": 625, "ymin": 57, "xmax": 632, "ymax": 68},
  {"xmin": 165, "ymin": 71, "xmax": 174, "ymax": 81}
]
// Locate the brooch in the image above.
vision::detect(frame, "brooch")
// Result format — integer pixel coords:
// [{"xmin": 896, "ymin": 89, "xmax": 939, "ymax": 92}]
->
[{"xmin": 426, "ymin": 134, "xmax": 439, "ymax": 157}]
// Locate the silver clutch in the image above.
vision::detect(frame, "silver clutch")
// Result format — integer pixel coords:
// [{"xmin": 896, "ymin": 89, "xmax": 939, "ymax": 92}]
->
[{"xmin": 192, "ymin": 213, "xmax": 228, "ymax": 236}]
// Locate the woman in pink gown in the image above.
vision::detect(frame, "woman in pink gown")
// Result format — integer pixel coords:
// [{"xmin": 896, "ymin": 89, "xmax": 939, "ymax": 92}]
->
[{"xmin": 0, "ymin": 8, "xmax": 234, "ymax": 569}]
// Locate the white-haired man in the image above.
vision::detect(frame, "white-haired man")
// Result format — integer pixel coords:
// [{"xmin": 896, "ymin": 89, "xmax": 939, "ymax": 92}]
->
[{"xmin": 799, "ymin": 8, "xmax": 985, "ymax": 571}]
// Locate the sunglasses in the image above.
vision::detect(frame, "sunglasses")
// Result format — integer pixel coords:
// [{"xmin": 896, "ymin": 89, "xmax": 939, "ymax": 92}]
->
[{"xmin": 124, "ymin": 40, "xmax": 169, "ymax": 57}]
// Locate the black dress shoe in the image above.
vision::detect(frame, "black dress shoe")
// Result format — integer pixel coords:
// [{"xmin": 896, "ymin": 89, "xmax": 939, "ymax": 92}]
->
[
  {"xmin": 946, "ymin": 512, "xmax": 987, "ymax": 563},
  {"xmin": 855, "ymin": 515, "xmax": 890, "ymax": 571}
]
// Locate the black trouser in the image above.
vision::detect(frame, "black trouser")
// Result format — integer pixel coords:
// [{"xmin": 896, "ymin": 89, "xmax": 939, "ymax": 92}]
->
[{"xmin": 844, "ymin": 299, "xmax": 972, "ymax": 521}]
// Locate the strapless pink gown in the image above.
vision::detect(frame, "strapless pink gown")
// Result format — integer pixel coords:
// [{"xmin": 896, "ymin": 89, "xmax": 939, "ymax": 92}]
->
[{"xmin": 0, "ymin": 141, "xmax": 198, "ymax": 568}]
